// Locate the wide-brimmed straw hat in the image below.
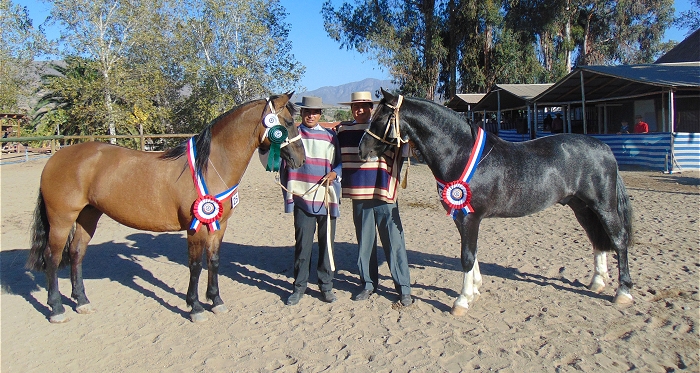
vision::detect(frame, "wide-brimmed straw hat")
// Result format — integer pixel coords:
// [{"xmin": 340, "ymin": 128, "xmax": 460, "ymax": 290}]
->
[
  {"xmin": 338, "ymin": 91, "xmax": 379, "ymax": 106},
  {"xmin": 295, "ymin": 96, "xmax": 328, "ymax": 109}
]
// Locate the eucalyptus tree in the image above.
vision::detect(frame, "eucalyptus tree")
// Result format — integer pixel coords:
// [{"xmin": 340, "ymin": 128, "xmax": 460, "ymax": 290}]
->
[
  {"xmin": 172, "ymin": 0, "xmax": 304, "ymax": 131},
  {"xmin": 675, "ymin": 0, "xmax": 700, "ymax": 37},
  {"xmin": 572, "ymin": 0, "xmax": 674, "ymax": 65},
  {"xmin": 47, "ymin": 0, "xmax": 165, "ymax": 142},
  {"xmin": 0, "ymin": 0, "xmax": 50, "ymax": 112},
  {"xmin": 322, "ymin": 0, "xmax": 446, "ymax": 100},
  {"xmin": 323, "ymin": 0, "xmax": 675, "ymax": 101}
]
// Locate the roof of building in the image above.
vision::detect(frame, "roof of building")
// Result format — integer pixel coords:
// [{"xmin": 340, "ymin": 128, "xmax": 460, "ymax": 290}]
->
[
  {"xmin": 471, "ymin": 84, "xmax": 553, "ymax": 111},
  {"xmin": 534, "ymin": 62, "xmax": 700, "ymax": 105},
  {"xmin": 655, "ymin": 28, "xmax": 700, "ymax": 64},
  {"xmin": 444, "ymin": 94, "xmax": 486, "ymax": 112}
]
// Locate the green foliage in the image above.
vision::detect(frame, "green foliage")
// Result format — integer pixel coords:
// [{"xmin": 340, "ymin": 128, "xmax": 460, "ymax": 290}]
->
[
  {"xmin": 34, "ymin": 57, "xmax": 107, "ymax": 136},
  {"xmin": 175, "ymin": 0, "xmax": 304, "ymax": 116},
  {"xmin": 675, "ymin": 0, "xmax": 700, "ymax": 34},
  {"xmin": 25, "ymin": 0, "xmax": 303, "ymax": 138},
  {"xmin": 333, "ymin": 109, "xmax": 353, "ymax": 122},
  {"xmin": 0, "ymin": 0, "xmax": 51, "ymax": 112},
  {"xmin": 322, "ymin": 0, "xmax": 676, "ymax": 99}
]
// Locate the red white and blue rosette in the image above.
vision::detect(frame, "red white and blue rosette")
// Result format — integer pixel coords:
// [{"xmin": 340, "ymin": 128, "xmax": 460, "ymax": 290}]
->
[
  {"xmin": 193, "ymin": 195, "xmax": 223, "ymax": 224},
  {"xmin": 441, "ymin": 180, "xmax": 472, "ymax": 211},
  {"xmin": 435, "ymin": 127, "xmax": 486, "ymax": 219},
  {"xmin": 187, "ymin": 137, "xmax": 239, "ymax": 232}
]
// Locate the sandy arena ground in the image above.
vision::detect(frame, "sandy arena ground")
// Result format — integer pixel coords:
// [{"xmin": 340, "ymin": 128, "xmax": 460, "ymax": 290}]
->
[{"xmin": 1, "ymin": 153, "xmax": 698, "ymax": 372}]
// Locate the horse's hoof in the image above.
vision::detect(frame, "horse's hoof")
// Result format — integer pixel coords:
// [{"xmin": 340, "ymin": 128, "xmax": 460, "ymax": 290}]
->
[
  {"xmin": 613, "ymin": 291, "xmax": 634, "ymax": 305},
  {"xmin": 76, "ymin": 304, "xmax": 96, "ymax": 314},
  {"xmin": 191, "ymin": 312, "xmax": 208, "ymax": 323},
  {"xmin": 450, "ymin": 305, "xmax": 469, "ymax": 317},
  {"xmin": 472, "ymin": 291, "xmax": 480, "ymax": 303},
  {"xmin": 589, "ymin": 281, "xmax": 606, "ymax": 294},
  {"xmin": 212, "ymin": 304, "xmax": 228, "ymax": 315},
  {"xmin": 49, "ymin": 313, "xmax": 69, "ymax": 323}
]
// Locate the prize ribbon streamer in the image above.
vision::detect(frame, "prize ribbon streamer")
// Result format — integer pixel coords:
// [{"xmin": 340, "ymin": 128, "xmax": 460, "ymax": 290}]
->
[
  {"xmin": 435, "ymin": 127, "xmax": 487, "ymax": 219},
  {"xmin": 187, "ymin": 137, "xmax": 239, "ymax": 232},
  {"xmin": 265, "ymin": 125, "xmax": 288, "ymax": 172}
]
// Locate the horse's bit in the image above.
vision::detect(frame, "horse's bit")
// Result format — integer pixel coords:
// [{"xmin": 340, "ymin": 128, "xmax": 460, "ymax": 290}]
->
[{"xmin": 364, "ymin": 94, "xmax": 409, "ymax": 149}]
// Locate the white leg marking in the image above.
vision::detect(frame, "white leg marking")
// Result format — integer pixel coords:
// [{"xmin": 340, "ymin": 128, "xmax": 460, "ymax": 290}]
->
[
  {"xmin": 589, "ymin": 250, "xmax": 609, "ymax": 293},
  {"xmin": 454, "ymin": 269, "xmax": 476, "ymax": 310},
  {"xmin": 614, "ymin": 287, "xmax": 634, "ymax": 304},
  {"xmin": 473, "ymin": 257, "xmax": 483, "ymax": 290}
]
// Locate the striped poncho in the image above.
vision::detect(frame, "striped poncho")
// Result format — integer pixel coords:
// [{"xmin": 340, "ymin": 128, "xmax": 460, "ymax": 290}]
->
[
  {"xmin": 336, "ymin": 121, "xmax": 402, "ymax": 203},
  {"xmin": 280, "ymin": 124, "xmax": 342, "ymax": 217}
]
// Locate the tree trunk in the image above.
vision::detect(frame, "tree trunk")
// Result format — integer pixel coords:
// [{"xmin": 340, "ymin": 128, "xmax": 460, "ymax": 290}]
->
[
  {"xmin": 103, "ymin": 70, "xmax": 117, "ymax": 145},
  {"xmin": 446, "ymin": 0, "xmax": 458, "ymax": 99}
]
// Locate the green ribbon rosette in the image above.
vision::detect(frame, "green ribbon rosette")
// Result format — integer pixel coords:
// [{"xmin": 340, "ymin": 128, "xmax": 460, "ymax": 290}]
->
[{"xmin": 265, "ymin": 125, "xmax": 288, "ymax": 172}]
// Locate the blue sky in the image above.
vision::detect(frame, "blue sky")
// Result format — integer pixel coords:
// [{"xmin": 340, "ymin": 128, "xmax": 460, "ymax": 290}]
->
[{"xmin": 19, "ymin": 0, "xmax": 695, "ymax": 91}]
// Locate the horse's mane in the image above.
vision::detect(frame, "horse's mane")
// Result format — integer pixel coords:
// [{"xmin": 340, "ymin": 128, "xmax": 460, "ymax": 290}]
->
[
  {"xmin": 161, "ymin": 94, "xmax": 293, "ymax": 174},
  {"xmin": 401, "ymin": 96, "xmax": 477, "ymax": 143}
]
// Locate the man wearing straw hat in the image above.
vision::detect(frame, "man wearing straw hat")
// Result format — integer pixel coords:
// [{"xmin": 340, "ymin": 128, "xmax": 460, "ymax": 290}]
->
[
  {"xmin": 268, "ymin": 96, "xmax": 342, "ymax": 306},
  {"xmin": 336, "ymin": 91, "xmax": 413, "ymax": 307}
]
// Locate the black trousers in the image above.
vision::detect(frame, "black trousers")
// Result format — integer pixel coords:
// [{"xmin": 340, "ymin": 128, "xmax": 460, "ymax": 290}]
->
[{"xmin": 292, "ymin": 206, "xmax": 336, "ymax": 292}]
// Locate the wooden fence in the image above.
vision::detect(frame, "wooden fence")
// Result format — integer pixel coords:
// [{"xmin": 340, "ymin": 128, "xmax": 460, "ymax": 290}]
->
[{"xmin": 0, "ymin": 133, "xmax": 196, "ymax": 153}]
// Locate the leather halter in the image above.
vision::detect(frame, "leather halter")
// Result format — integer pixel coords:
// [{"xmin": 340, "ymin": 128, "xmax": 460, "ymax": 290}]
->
[
  {"xmin": 364, "ymin": 94, "xmax": 409, "ymax": 149},
  {"xmin": 261, "ymin": 98, "xmax": 301, "ymax": 149}
]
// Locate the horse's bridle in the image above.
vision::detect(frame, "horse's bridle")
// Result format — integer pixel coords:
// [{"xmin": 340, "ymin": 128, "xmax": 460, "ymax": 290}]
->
[
  {"xmin": 364, "ymin": 94, "xmax": 409, "ymax": 149},
  {"xmin": 261, "ymin": 98, "xmax": 302, "ymax": 149}
]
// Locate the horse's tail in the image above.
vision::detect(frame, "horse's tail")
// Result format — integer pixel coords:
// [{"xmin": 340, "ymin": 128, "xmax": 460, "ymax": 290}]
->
[
  {"xmin": 26, "ymin": 190, "xmax": 72, "ymax": 271},
  {"xmin": 616, "ymin": 171, "xmax": 634, "ymax": 248}
]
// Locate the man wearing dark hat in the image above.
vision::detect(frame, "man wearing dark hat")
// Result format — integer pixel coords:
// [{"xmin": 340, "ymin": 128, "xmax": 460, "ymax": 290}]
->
[
  {"xmin": 336, "ymin": 91, "xmax": 413, "ymax": 307},
  {"xmin": 274, "ymin": 96, "xmax": 342, "ymax": 305}
]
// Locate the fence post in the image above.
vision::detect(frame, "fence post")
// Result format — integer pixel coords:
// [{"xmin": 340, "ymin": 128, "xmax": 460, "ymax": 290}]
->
[{"xmin": 140, "ymin": 124, "xmax": 145, "ymax": 151}]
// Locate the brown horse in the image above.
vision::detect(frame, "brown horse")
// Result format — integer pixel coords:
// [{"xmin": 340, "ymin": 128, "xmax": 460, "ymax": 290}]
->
[{"xmin": 26, "ymin": 93, "xmax": 305, "ymax": 323}]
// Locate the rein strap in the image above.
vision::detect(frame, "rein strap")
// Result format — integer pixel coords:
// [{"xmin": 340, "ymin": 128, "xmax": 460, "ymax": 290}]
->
[{"xmin": 364, "ymin": 94, "xmax": 408, "ymax": 148}]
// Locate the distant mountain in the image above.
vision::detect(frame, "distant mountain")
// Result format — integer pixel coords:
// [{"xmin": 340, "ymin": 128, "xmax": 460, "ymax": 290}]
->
[{"xmin": 293, "ymin": 78, "xmax": 397, "ymax": 106}]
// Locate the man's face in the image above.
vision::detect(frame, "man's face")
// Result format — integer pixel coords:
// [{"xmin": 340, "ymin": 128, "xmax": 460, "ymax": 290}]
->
[
  {"xmin": 301, "ymin": 108, "xmax": 321, "ymax": 128},
  {"xmin": 351, "ymin": 102, "xmax": 372, "ymax": 123}
]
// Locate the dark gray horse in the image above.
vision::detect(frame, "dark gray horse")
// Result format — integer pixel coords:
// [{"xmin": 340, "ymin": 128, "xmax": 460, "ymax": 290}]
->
[{"xmin": 359, "ymin": 89, "xmax": 634, "ymax": 316}]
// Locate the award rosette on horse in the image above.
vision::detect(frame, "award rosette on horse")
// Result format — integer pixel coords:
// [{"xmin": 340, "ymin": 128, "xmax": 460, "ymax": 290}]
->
[
  {"xmin": 263, "ymin": 113, "xmax": 289, "ymax": 172},
  {"xmin": 192, "ymin": 195, "xmax": 223, "ymax": 225},
  {"xmin": 436, "ymin": 127, "xmax": 486, "ymax": 219},
  {"xmin": 187, "ymin": 137, "xmax": 239, "ymax": 232}
]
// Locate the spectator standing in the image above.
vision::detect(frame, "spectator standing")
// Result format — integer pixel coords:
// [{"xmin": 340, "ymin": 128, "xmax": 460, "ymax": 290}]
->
[
  {"xmin": 543, "ymin": 114, "xmax": 553, "ymax": 131},
  {"xmin": 336, "ymin": 91, "xmax": 413, "ymax": 307},
  {"xmin": 551, "ymin": 113, "xmax": 564, "ymax": 133},
  {"xmin": 264, "ymin": 96, "xmax": 342, "ymax": 306}
]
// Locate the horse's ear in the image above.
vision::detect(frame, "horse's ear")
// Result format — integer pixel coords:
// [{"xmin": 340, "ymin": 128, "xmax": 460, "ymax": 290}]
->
[
  {"xmin": 284, "ymin": 91, "xmax": 294, "ymax": 103},
  {"xmin": 380, "ymin": 88, "xmax": 397, "ymax": 105}
]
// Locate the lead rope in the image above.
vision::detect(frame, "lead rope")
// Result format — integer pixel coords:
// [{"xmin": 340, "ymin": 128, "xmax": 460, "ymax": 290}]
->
[
  {"xmin": 323, "ymin": 177, "xmax": 335, "ymax": 271},
  {"xmin": 401, "ymin": 150, "xmax": 411, "ymax": 189},
  {"xmin": 274, "ymin": 174, "xmax": 336, "ymax": 271},
  {"xmin": 389, "ymin": 96, "xmax": 410, "ymax": 189}
]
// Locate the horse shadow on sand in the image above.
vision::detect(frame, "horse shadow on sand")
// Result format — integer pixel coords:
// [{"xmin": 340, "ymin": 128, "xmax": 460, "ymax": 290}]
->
[
  {"xmin": 1, "ymin": 232, "xmax": 607, "ymax": 319},
  {"xmin": 406, "ymin": 248, "xmax": 612, "ymax": 312}
]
